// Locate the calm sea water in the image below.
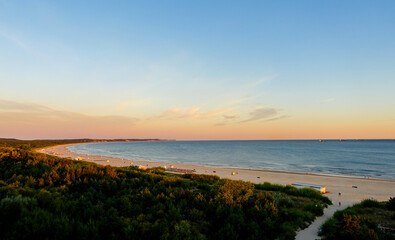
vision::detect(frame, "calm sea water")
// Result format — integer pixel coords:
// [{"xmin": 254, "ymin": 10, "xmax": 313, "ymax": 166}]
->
[{"xmin": 68, "ymin": 140, "xmax": 395, "ymax": 180}]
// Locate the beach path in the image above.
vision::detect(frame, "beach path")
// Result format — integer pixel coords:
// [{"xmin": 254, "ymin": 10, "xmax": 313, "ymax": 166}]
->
[{"xmin": 295, "ymin": 201, "xmax": 351, "ymax": 240}]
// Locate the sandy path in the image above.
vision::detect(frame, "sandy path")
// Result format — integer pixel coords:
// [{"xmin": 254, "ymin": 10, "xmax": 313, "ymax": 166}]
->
[{"xmin": 295, "ymin": 201, "xmax": 352, "ymax": 240}]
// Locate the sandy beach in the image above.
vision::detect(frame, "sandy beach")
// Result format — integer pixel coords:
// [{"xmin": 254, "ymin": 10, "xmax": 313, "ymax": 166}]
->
[{"xmin": 37, "ymin": 143, "xmax": 395, "ymax": 205}]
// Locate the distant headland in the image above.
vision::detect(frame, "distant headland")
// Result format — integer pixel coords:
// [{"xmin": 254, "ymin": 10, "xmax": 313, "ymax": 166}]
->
[{"xmin": 0, "ymin": 138, "xmax": 174, "ymax": 142}]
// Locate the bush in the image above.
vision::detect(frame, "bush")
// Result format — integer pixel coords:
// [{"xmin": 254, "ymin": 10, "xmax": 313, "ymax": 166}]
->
[
  {"xmin": 320, "ymin": 199, "xmax": 395, "ymax": 240},
  {"xmin": 333, "ymin": 208, "xmax": 358, "ymax": 219},
  {"xmin": 320, "ymin": 213, "xmax": 380, "ymax": 240},
  {"xmin": 255, "ymin": 182, "xmax": 332, "ymax": 205},
  {"xmin": 279, "ymin": 222, "xmax": 296, "ymax": 240},
  {"xmin": 386, "ymin": 197, "xmax": 395, "ymax": 211},
  {"xmin": 303, "ymin": 202, "xmax": 324, "ymax": 216},
  {"xmin": 184, "ymin": 174, "xmax": 220, "ymax": 183},
  {"xmin": 273, "ymin": 192, "xmax": 295, "ymax": 208},
  {"xmin": 319, "ymin": 217, "xmax": 338, "ymax": 238},
  {"xmin": 360, "ymin": 199, "xmax": 382, "ymax": 208},
  {"xmin": 255, "ymin": 182, "xmax": 284, "ymax": 191},
  {"xmin": 214, "ymin": 179, "xmax": 254, "ymax": 207}
]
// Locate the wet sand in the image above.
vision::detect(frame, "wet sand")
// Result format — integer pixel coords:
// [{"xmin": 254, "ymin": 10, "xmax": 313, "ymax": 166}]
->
[{"xmin": 37, "ymin": 143, "xmax": 395, "ymax": 204}]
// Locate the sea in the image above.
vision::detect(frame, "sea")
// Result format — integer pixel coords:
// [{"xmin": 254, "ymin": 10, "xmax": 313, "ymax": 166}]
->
[{"xmin": 68, "ymin": 140, "xmax": 395, "ymax": 180}]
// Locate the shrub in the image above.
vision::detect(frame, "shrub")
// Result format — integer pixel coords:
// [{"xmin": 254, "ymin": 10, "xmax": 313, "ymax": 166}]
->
[
  {"xmin": 279, "ymin": 222, "xmax": 296, "ymax": 240},
  {"xmin": 184, "ymin": 174, "xmax": 220, "ymax": 183},
  {"xmin": 319, "ymin": 217, "xmax": 338, "ymax": 238},
  {"xmin": 303, "ymin": 202, "xmax": 324, "ymax": 216},
  {"xmin": 272, "ymin": 192, "xmax": 295, "ymax": 208},
  {"xmin": 280, "ymin": 208, "xmax": 304, "ymax": 223},
  {"xmin": 215, "ymin": 179, "xmax": 254, "ymax": 207},
  {"xmin": 360, "ymin": 199, "xmax": 382, "ymax": 208},
  {"xmin": 386, "ymin": 197, "xmax": 395, "ymax": 211},
  {"xmin": 255, "ymin": 182, "xmax": 332, "ymax": 205}
]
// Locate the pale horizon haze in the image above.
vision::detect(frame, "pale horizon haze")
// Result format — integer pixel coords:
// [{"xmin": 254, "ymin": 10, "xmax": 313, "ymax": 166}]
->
[{"xmin": 1, "ymin": 1, "xmax": 394, "ymax": 140}]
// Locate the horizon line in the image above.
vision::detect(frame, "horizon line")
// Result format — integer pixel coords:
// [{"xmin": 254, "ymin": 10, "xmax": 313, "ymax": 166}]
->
[{"xmin": 1, "ymin": 137, "xmax": 394, "ymax": 141}]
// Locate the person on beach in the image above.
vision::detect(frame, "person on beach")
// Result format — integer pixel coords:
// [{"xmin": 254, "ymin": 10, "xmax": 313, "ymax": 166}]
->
[{"xmin": 339, "ymin": 201, "xmax": 341, "ymax": 207}]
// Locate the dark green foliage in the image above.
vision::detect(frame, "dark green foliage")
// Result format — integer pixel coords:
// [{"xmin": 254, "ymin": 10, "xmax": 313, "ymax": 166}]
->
[
  {"xmin": 0, "ymin": 139, "xmax": 85, "ymax": 150},
  {"xmin": 279, "ymin": 222, "xmax": 296, "ymax": 240},
  {"xmin": 303, "ymin": 202, "xmax": 324, "ymax": 216},
  {"xmin": 184, "ymin": 173, "xmax": 220, "ymax": 183},
  {"xmin": 386, "ymin": 197, "xmax": 395, "ymax": 211},
  {"xmin": 320, "ymin": 199, "xmax": 395, "ymax": 240},
  {"xmin": 255, "ymin": 182, "xmax": 332, "ymax": 205},
  {"xmin": 360, "ymin": 199, "xmax": 383, "ymax": 208},
  {"xmin": 0, "ymin": 140, "xmax": 330, "ymax": 239}
]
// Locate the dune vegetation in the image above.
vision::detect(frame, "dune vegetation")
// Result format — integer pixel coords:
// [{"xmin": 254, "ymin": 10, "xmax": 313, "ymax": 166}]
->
[
  {"xmin": 0, "ymin": 140, "xmax": 331, "ymax": 240},
  {"xmin": 320, "ymin": 198, "xmax": 395, "ymax": 240}
]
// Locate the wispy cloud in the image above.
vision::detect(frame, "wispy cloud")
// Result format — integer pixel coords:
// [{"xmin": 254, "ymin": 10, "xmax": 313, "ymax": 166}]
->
[
  {"xmin": 240, "ymin": 107, "xmax": 277, "ymax": 123},
  {"xmin": 264, "ymin": 115, "xmax": 289, "ymax": 122},
  {"xmin": 322, "ymin": 98, "xmax": 335, "ymax": 103},
  {"xmin": 0, "ymin": 28, "xmax": 30, "ymax": 52},
  {"xmin": 115, "ymin": 99, "xmax": 151, "ymax": 110},
  {"xmin": 239, "ymin": 106, "xmax": 287, "ymax": 123},
  {"xmin": 213, "ymin": 113, "xmax": 240, "ymax": 127},
  {"xmin": 0, "ymin": 99, "xmax": 139, "ymax": 129},
  {"xmin": 213, "ymin": 122, "xmax": 227, "ymax": 127},
  {"xmin": 244, "ymin": 74, "xmax": 277, "ymax": 89},
  {"xmin": 116, "ymin": 101, "xmax": 133, "ymax": 110},
  {"xmin": 155, "ymin": 107, "xmax": 235, "ymax": 120},
  {"xmin": 0, "ymin": 99, "xmax": 51, "ymax": 113},
  {"xmin": 225, "ymin": 95, "xmax": 253, "ymax": 106},
  {"xmin": 223, "ymin": 114, "xmax": 239, "ymax": 119}
]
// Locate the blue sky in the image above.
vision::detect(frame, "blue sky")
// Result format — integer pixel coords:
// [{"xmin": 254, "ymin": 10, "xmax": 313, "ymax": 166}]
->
[{"xmin": 0, "ymin": 1, "xmax": 394, "ymax": 139}]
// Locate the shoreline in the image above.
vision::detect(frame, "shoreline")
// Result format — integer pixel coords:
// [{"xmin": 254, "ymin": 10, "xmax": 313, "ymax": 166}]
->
[
  {"xmin": 62, "ymin": 142, "xmax": 394, "ymax": 183},
  {"xmin": 37, "ymin": 142, "xmax": 395, "ymax": 204}
]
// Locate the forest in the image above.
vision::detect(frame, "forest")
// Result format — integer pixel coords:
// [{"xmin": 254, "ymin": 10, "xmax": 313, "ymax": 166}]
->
[{"xmin": 0, "ymin": 140, "xmax": 331, "ymax": 240}]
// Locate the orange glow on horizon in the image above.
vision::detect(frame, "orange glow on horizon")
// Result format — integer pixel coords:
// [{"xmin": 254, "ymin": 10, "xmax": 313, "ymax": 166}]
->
[{"xmin": 1, "ymin": 113, "xmax": 393, "ymax": 140}]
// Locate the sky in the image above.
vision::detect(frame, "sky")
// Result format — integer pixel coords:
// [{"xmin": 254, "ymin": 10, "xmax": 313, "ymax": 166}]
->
[{"xmin": 0, "ymin": 0, "xmax": 394, "ymax": 140}]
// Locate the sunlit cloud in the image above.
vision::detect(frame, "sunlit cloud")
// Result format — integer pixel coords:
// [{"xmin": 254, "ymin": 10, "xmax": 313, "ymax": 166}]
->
[
  {"xmin": 116, "ymin": 101, "xmax": 133, "ymax": 110},
  {"xmin": 0, "ymin": 99, "xmax": 138, "ymax": 123},
  {"xmin": 322, "ymin": 98, "xmax": 335, "ymax": 103},
  {"xmin": 189, "ymin": 107, "xmax": 200, "ymax": 114},
  {"xmin": 115, "ymin": 99, "xmax": 152, "ymax": 110},
  {"xmin": 239, "ymin": 106, "xmax": 286, "ymax": 123},
  {"xmin": 155, "ymin": 107, "xmax": 236, "ymax": 120},
  {"xmin": 223, "ymin": 114, "xmax": 239, "ymax": 119},
  {"xmin": 0, "ymin": 99, "xmax": 50, "ymax": 112},
  {"xmin": 264, "ymin": 115, "xmax": 290, "ymax": 122},
  {"xmin": 213, "ymin": 114, "xmax": 240, "ymax": 127},
  {"xmin": 0, "ymin": 99, "xmax": 139, "ymax": 138}
]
